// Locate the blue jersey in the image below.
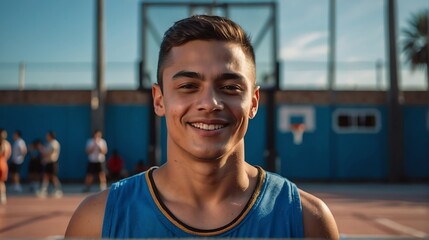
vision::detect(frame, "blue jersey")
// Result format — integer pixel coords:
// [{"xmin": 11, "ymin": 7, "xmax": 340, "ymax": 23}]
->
[{"xmin": 102, "ymin": 167, "xmax": 304, "ymax": 238}]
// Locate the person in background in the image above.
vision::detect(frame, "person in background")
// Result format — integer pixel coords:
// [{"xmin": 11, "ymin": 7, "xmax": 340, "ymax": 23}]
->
[
  {"xmin": 107, "ymin": 149, "xmax": 128, "ymax": 181},
  {"xmin": 37, "ymin": 131, "xmax": 62, "ymax": 198},
  {"xmin": 83, "ymin": 130, "xmax": 108, "ymax": 192},
  {"xmin": 0, "ymin": 129, "xmax": 11, "ymax": 204},
  {"xmin": 133, "ymin": 159, "xmax": 148, "ymax": 175},
  {"xmin": 9, "ymin": 130, "xmax": 27, "ymax": 193},
  {"xmin": 27, "ymin": 139, "xmax": 43, "ymax": 192}
]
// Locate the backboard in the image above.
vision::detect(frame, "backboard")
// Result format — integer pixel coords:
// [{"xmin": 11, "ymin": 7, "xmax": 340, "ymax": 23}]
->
[{"xmin": 139, "ymin": 1, "xmax": 278, "ymax": 90}]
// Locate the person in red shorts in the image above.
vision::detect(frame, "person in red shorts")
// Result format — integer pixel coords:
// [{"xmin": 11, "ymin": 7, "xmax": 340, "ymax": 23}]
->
[{"xmin": 0, "ymin": 129, "xmax": 11, "ymax": 204}]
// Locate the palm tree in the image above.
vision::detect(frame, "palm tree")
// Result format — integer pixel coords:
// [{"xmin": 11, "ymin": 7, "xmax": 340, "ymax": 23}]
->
[{"xmin": 401, "ymin": 9, "xmax": 428, "ymax": 80}]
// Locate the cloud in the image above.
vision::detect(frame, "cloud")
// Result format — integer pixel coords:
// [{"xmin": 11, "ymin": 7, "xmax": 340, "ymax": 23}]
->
[
  {"xmin": 282, "ymin": 70, "xmax": 327, "ymax": 89},
  {"xmin": 280, "ymin": 32, "xmax": 328, "ymax": 60}
]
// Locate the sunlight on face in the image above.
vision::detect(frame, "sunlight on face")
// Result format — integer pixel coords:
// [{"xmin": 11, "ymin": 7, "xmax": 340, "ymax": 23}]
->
[{"xmin": 153, "ymin": 40, "xmax": 259, "ymax": 162}]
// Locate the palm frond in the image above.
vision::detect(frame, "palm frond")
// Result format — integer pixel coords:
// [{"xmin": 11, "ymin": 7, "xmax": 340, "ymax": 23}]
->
[{"xmin": 401, "ymin": 9, "xmax": 429, "ymax": 72}]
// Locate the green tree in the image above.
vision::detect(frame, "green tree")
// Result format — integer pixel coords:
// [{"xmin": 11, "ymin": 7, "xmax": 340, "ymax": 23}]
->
[{"xmin": 402, "ymin": 9, "xmax": 428, "ymax": 74}]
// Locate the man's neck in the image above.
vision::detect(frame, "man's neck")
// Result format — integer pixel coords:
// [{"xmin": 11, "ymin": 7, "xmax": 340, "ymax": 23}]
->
[
  {"xmin": 154, "ymin": 152, "xmax": 256, "ymax": 205},
  {"xmin": 151, "ymin": 158, "xmax": 259, "ymax": 230}
]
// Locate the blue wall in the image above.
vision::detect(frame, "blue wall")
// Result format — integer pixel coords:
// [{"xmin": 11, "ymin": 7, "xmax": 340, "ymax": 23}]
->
[
  {"xmin": 277, "ymin": 106, "xmax": 332, "ymax": 179},
  {"xmin": 0, "ymin": 105, "xmax": 91, "ymax": 179},
  {"xmin": 0, "ymin": 103, "xmax": 427, "ymax": 181},
  {"xmin": 245, "ymin": 106, "xmax": 266, "ymax": 167},
  {"xmin": 331, "ymin": 106, "xmax": 388, "ymax": 180},
  {"xmin": 105, "ymin": 105, "xmax": 150, "ymax": 174},
  {"xmin": 403, "ymin": 106, "xmax": 429, "ymax": 179},
  {"xmin": 277, "ymin": 105, "xmax": 389, "ymax": 180},
  {"xmin": 0, "ymin": 104, "xmax": 150, "ymax": 180}
]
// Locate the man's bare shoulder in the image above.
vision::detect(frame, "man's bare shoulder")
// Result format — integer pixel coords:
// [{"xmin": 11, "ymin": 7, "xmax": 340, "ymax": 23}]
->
[
  {"xmin": 299, "ymin": 189, "xmax": 339, "ymax": 239},
  {"xmin": 65, "ymin": 189, "xmax": 109, "ymax": 238}
]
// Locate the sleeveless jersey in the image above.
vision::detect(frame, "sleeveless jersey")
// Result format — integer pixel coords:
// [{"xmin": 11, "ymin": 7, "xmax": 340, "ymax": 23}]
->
[{"xmin": 102, "ymin": 167, "xmax": 304, "ymax": 238}]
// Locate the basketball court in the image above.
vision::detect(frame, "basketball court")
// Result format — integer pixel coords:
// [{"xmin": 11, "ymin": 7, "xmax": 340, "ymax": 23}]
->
[
  {"xmin": 0, "ymin": 1, "xmax": 428, "ymax": 239},
  {"xmin": 0, "ymin": 183, "xmax": 428, "ymax": 239}
]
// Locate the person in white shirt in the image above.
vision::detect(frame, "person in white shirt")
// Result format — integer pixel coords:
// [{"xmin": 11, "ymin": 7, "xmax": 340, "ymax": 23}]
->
[
  {"xmin": 37, "ymin": 131, "xmax": 62, "ymax": 198},
  {"xmin": 10, "ymin": 130, "xmax": 27, "ymax": 192},
  {"xmin": 83, "ymin": 130, "xmax": 108, "ymax": 192}
]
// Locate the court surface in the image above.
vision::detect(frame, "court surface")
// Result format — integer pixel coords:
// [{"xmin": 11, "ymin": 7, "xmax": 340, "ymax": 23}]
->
[{"xmin": 0, "ymin": 183, "xmax": 428, "ymax": 239}]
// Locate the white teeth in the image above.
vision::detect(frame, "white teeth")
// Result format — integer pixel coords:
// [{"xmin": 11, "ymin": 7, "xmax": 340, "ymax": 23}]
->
[{"xmin": 191, "ymin": 122, "xmax": 225, "ymax": 131}]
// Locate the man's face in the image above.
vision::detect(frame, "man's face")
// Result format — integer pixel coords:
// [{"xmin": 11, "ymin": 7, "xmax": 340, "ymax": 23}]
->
[
  {"xmin": 152, "ymin": 40, "xmax": 259, "ymax": 161},
  {"xmin": 94, "ymin": 131, "xmax": 102, "ymax": 140}
]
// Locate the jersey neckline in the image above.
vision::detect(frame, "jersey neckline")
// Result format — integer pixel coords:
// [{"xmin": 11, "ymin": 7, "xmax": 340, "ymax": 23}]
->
[{"xmin": 145, "ymin": 166, "xmax": 266, "ymax": 236}]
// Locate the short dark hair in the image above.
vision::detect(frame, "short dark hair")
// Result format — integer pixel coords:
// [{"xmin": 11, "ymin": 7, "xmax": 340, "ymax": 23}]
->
[
  {"xmin": 93, "ymin": 129, "xmax": 102, "ymax": 135},
  {"xmin": 156, "ymin": 15, "xmax": 255, "ymax": 89},
  {"xmin": 47, "ymin": 130, "xmax": 56, "ymax": 139},
  {"xmin": 14, "ymin": 130, "xmax": 22, "ymax": 137},
  {"xmin": 0, "ymin": 129, "xmax": 7, "ymax": 140}
]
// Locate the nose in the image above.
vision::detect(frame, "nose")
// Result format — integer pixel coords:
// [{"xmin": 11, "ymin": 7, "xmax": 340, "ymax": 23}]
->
[{"xmin": 197, "ymin": 87, "xmax": 224, "ymax": 112}]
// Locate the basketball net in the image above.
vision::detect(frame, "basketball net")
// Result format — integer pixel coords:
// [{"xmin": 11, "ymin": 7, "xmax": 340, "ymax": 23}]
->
[{"xmin": 291, "ymin": 123, "xmax": 305, "ymax": 145}]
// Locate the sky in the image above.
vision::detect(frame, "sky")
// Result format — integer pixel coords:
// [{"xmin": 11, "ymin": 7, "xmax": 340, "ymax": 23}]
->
[{"xmin": 0, "ymin": 0, "xmax": 428, "ymax": 90}]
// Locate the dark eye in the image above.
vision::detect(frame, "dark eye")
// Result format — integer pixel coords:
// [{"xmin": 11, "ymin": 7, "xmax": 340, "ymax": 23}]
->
[
  {"xmin": 221, "ymin": 84, "xmax": 242, "ymax": 92},
  {"xmin": 177, "ymin": 82, "xmax": 198, "ymax": 92},
  {"xmin": 180, "ymin": 83, "xmax": 196, "ymax": 89}
]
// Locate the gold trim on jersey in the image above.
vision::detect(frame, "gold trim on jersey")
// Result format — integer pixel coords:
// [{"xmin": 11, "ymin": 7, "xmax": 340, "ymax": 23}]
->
[{"xmin": 145, "ymin": 166, "xmax": 266, "ymax": 236}]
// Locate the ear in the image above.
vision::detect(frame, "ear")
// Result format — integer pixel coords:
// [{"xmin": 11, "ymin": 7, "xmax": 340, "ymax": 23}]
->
[
  {"xmin": 249, "ymin": 86, "xmax": 260, "ymax": 119},
  {"xmin": 152, "ymin": 84, "xmax": 165, "ymax": 117}
]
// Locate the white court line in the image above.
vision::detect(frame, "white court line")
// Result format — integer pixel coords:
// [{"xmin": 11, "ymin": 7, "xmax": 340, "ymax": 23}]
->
[
  {"xmin": 375, "ymin": 217, "xmax": 427, "ymax": 238},
  {"xmin": 46, "ymin": 236, "xmax": 64, "ymax": 240},
  {"xmin": 340, "ymin": 234, "xmax": 420, "ymax": 239}
]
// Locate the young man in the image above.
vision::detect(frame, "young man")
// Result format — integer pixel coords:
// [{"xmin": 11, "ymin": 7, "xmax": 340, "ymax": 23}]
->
[
  {"xmin": 66, "ymin": 15, "xmax": 339, "ymax": 239},
  {"xmin": 83, "ymin": 130, "xmax": 108, "ymax": 192},
  {"xmin": 10, "ymin": 130, "xmax": 27, "ymax": 192},
  {"xmin": 37, "ymin": 131, "xmax": 63, "ymax": 198}
]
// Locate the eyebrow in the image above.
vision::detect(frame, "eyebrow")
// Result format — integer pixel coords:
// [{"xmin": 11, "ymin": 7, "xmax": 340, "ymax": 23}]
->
[
  {"xmin": 172, "ymin": 71, "xmax": 243, "ymax": 82},
  {"xmin": 172, "ymin": 71, "xmax": 202, "ymax": 80},
  {"xmin": 217, "ymin": 72, "xmax": 243, "ymax": 81}
]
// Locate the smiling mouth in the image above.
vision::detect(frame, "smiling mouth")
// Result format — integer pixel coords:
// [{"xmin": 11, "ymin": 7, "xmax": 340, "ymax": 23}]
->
[{"xmin": 190, "ymin": 122, "xmax": 227, "ymax": 131}]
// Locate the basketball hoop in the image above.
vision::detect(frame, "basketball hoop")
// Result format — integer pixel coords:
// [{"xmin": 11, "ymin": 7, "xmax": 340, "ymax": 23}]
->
[{"xmin": 290, "ymin": 123, "xmax": 305, "ymax": 145}]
